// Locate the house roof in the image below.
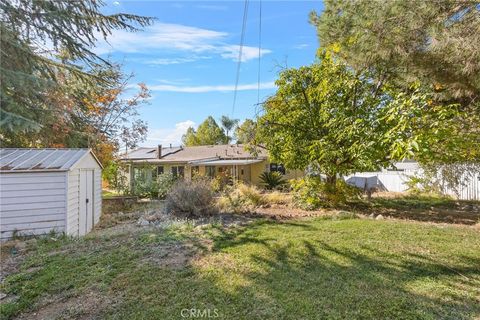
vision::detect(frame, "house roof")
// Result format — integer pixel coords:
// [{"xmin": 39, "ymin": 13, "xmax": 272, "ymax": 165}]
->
[
  {"xmin": 121, "ymin": 144, "xmax": 267, "ymax": 164},
  {"xmin": 0, "ymin": 148, "xmax": 102, "ymax": 172}
]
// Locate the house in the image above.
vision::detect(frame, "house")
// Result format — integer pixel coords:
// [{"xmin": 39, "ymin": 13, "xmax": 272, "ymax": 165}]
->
[
  {"xmin": 0, "ymin": 148, "xmax": 102, "ymax": 240},
  {"xmin": 120, "ymin": 144, "xmax": 303, "ymax": 187}
]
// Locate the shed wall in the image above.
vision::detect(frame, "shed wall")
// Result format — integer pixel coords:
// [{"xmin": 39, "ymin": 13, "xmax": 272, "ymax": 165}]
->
[
  {"xmin": 0, "ymin": 171, "xmax": 67, "ymax": 239},
  {"xmin": 66, "ymin": 169, "xmax": 80, "ymax": 236}
]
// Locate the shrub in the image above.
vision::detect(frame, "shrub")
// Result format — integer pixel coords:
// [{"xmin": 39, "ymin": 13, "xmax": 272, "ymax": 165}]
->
[
  {"xmin": 291, "ymin": 176, "xmax": 324, "ymax": 210},
  {"xmin": 291, "ymin": 177, "xmax": 362, "ymax": 210},
  {"xmin": 157, "ymin": 172, "xmax": 176, "ymax": 199},
  {"xmin": 164, "ymin": 179, "xmax": 216, "ymax": 218},
  {"xmin": 263, "ymin": 191, "xmax": 292, "ymax": 205},
  {"xmin": 132, "ymin": 177, "xmax": 159, "ymax": 199},
  {"xmin": 217, "ymin": 183, "xmax": 265, "ymax": 213},
  {"xmin": 259, "ymin": 171, "xmax": 287, "ymax": 190}
]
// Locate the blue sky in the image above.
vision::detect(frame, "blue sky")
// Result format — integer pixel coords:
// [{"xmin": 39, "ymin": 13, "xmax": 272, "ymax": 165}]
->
[{"xmin": 98, "ymin": 1, "xmax": 323, "ymax": 146}]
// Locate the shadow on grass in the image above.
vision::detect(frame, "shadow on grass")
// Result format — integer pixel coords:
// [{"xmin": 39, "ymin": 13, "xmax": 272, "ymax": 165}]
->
[
  {"xmin": 3, "ymin": 218, "xmax": 479, "ymax": 320},
  {"xmin": 113, "ymin": 219, "xmax": 479, "ymax": 319},
  {"xmin": 350, "ymin": 195, "xmax": 480, "ymax": 225}
]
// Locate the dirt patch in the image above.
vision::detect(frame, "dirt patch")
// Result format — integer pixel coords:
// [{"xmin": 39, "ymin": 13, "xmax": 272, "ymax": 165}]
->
[
  {"xmin": 141, "ymin": 243, "xmax": 198, "ymax": 269},
  {"xmin": 16, "ymin": 289, "xmax": 112, "ymax": 320},
  {"xmin": 251, "ymin": 206, "xmax": 333, "ymax": 220}
]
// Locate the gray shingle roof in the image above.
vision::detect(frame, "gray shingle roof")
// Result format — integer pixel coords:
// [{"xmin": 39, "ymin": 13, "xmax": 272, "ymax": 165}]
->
[
  {"xmin": 0, "ymin": 148, "xmax": 93, "ymax": 171},
  {"xmin": 121, "ymin": 144, "xmax": 267, "ymax": 163}
]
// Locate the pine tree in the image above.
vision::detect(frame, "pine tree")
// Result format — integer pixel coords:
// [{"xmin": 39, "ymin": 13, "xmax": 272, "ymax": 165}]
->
[{"xmin": 0, "ymin": 0, "xmax": 153, "ymax": 133}]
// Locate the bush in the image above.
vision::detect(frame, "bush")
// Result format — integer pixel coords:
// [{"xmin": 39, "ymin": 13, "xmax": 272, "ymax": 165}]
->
[
  {"xmin": 164, "ymin": 179, "xmax": 216, "ymax": 218},
  {"xmin": 157, "ymin": 172, "xmax": 176, "ymax": 199},
  {"xmin": 132, "ymin": 177, "xmax": 159, "ymax": 199},
  {"xmin": 217, "ymin": 183, "xmax": 265, "ymax": 213},
  {"xmin": 259, "ymin": 171, "xmax": 287, "ymax": 190},
  {"xmin": 291, "ymin": 177, "xmax": 362, "ymax": 210},
  {"xmin": 263, "ymin": 191, "xmax": 292, "ymax": 205}
]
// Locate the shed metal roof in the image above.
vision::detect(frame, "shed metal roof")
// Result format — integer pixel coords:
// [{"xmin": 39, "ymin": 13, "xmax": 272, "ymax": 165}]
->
[{"xmin": 0, "ymin": 148, "xmax": 96, "ymax": 172}]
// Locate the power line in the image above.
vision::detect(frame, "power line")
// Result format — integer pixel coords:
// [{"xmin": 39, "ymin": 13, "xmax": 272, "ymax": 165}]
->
[
  {"xmin": 232, "ymin": 0, "xmax": 249, "ymax": 116},
  {"xmin": 256, "ymin": 0, "xmax": 263, "ymax": 116}
]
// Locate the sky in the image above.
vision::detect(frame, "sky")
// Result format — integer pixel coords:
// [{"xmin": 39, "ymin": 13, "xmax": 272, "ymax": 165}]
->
[{"xmin": 98, "ymin": 1, "xmax": 324, "ymax": 147}]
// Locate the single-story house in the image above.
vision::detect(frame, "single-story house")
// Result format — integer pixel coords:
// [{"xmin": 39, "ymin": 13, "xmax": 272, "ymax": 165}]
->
[
  {"xmin": 120, "ymin": 144, "xmax": 303, "ymax": 187},
  {"xmin": 0, "ymin": 148, "xmax": 102, "ymax": 240}
]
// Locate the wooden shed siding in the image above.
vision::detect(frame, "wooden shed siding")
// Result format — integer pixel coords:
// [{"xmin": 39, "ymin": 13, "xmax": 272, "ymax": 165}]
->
[{"xmin": 0, "ymin": 171, "xmax": 66, "ymax": 239}]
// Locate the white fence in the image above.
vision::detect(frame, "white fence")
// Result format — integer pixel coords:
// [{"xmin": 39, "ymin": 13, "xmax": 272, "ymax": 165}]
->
[
  {"xmin": 441, "ymin": 171, "xmax": 480, "ymax": 201},
  {"xmin": 345, "ymin": 169, "xmax": 480, "ymax": 201}
]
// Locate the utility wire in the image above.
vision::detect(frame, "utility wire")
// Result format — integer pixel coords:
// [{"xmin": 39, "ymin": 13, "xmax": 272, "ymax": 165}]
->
[
  {"xmin": 232, "ymin": 0, "xmax": 249, "ymax": 116},
  {"xmin": 256, "ymin": 0, "xmax": 262, "ymax": 117}
]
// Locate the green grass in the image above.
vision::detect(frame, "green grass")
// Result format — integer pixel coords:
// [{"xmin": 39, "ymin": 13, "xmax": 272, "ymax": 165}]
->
[
  {"xmin": 1, "ymin": 217, "xmax": 479, "ymax": 319},
  {"xmin": 102, "ymin": 189, "xmax": 120, "ymax": 198}
]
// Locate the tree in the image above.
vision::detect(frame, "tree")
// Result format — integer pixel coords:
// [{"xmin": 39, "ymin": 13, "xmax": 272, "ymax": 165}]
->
[
  {"xmin": 0, "ymin": 0, "xmax": 153, "ymax": 132},
  {"xmin": 182, "ymin": 116, "xmax": 228, "ymax": 146},
  {"xmin": 258, "ymin": 51, "xmax": 394, "ymax": 186},
  {"xmin": 310, "ymin": 1, "xmax": 480, "ymax": 104},
  {"xmin": 220, "ymin": 115, "xmax": 239, "ymax": 143},
  {"xmin": 310, "ymin": 1, "xmax": 480, "ymax": 165},
  {"xmin": 234, "ymin": 119, "xmax": 257, "ymax": 144},
  {"xmin": 182, "ymin": 127, "xmax": 199, "ymax": 146},
  {"xmin": 0, "ymin": 62, "xmax": 150, "ymax": 167}
]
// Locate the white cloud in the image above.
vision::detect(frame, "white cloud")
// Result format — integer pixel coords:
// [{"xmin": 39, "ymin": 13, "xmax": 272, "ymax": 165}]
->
[
  {"xmin": 294, "ymin": 43, "xmax": 310, "ymax": 49},
  {"xmin": 148, "ymin": 81, "xmax": 276, "ymax": 93},
  {"xmin": 220, "ymin": 45, "xmax": 272, "ymax": 62},
  {"xmin": 94, "ymin": 22, "xmax": 270, "ymax": 62},
  {"xmin": 146, "ymin": 57, "xmax": 198, "ymax": 65},
  {"xmin": 144, "ymin": 120, "xmax": 195, "ymax": 146}
]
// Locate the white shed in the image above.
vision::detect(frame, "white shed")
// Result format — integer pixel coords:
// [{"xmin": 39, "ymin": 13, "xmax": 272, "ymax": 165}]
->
[{"xmin": 0, "ymin": 148, "xmax": 102, "ymax": 240}]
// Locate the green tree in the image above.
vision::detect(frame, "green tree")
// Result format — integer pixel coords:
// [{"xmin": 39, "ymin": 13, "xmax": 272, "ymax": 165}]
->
[
  {"xmin": 310, "ymin": 1, "xmax": 480, "ymax": 165},
  {"xmin": 0, "ymin": 0, "xmax": 153, "ymax": 132},
  {"xmin": 310, "ymin": 1, "xmax": 480, "ymax": 104},
  {"xmin": 182, "ymin": 116, "xmax": 228, "ymax": 146},
  {"xmin": 234, "ymin": 119, "xmax": 257, "ymax": 144},
  {"xmin": 182, "ymin": 127, "xmax": 199, "ymax": 146},
  {"xmin": 220, "ymin": 115, "xmax": 239, "ymax": 143},
  {"xmin": 258, "ymin": 51, "xmax": 394, "ymax": 186}
]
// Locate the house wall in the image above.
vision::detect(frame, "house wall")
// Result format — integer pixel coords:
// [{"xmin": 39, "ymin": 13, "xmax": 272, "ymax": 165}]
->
[
  {"xmin": 251, "ymin": 160, "xmax": 270, "ymax": 185},
  {"xmin": 0, "ymin": 171, "xmax": 67, "ymax": 240},
  {"xmin": 127, "ymin": 160, "xmax": 305, "ymax": 188}
]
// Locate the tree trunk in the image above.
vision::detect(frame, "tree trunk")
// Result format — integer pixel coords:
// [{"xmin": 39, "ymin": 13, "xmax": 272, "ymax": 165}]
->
[{"xmin": 326, "ymin": 175, "xmax": 337, "ymax": 188}]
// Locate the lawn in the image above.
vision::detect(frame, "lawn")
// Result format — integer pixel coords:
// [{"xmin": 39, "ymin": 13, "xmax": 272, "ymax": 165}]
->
[{"xmin": 1, "ymin": 211, "xmax": 479, "ymax": 320}]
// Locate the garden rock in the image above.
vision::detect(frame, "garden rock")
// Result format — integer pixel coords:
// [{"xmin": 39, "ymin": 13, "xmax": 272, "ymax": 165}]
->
[
  {"xmin": 137, "ymin": 217, "xmax": 150, "ymax": 226},
  {"xmin": 375, "ymin": 214, "xmax": 384, "ymax": 220}
]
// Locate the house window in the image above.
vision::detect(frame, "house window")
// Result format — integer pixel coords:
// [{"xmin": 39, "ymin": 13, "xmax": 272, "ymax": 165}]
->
[
  {"xmin": 270, "ymin": 163, "xmax": 286, "ymax": 175},
  {"xmin": 206, "ymin": 166, "xmax": 215, "ymax": 178},
  {"xmin": 157, "ymin": 166, "xmax": 164, "ymax": 175},
  {"xmin": 133, "ymin": 167, "xmax": 145, "ymax": 180},
  {"xmin": 171, "ymin": 166, "xmax": 184, "ymax": 178},
  {"xmin": 241, "ymin": 169, "xmax": 244, "ymax": 175},
  {"xmin": 152, "ymin": 166, "xmax": 164, "ymax": 180}
]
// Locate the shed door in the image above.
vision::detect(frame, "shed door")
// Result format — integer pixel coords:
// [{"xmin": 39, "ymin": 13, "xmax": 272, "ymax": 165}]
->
[{"xmin": 79, "ymin": 170, "xmax": 94, "ymax": 236}]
